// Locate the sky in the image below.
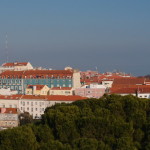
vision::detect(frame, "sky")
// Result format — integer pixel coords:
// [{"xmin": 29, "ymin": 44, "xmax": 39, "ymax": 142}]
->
[{"xmin": 0, "ymin": 0, "xmax": 150, "ymax": 76}]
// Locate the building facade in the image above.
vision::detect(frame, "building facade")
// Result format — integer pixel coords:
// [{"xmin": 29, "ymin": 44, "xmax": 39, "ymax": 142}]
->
[
  {"xmin": 50, "ymin": 87, "xmax": 74, "ymax": 95},
  {"xmin": 1, "ymin": 62, "xmax": 33, "ymax": 72},
  {"xmin": 0, "ymin": 108, "xmax": 19, "ymax": 129},
  {"xmin": 75, "ymin": 84, "xmax": 106, "ymax": 98},
  {"xmin": 0, "ymin": 70, "xmax": 81, "ymax": 94},
  {"xmin": 0, "ymin": 95, "xmax": 86, "ymax": 119},
  {"xmin": 26, "ymin": 85, "xmax": 49, "ymax": 95}
]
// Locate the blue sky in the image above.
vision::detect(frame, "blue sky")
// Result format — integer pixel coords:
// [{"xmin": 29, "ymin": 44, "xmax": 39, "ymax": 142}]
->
[{"xmin": 0, "ymin": 0, "xmax": 150, "ymax": 76}]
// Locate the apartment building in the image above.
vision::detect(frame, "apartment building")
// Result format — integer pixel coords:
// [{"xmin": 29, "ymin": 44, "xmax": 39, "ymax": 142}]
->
[
  {"xmin": 75, "ymin": 84, "xmax": 106, "ymax": 98},
  {"xmin": 0, "ymin": 108, "xmax": 19, "ymax": 129},
  {"xmin": 26, "ymin": 85, "xmax": 49, "ymax": 95},
  {"xmin": 49, "ymin": 87, "xmax": 74, "ymax": 95},
  {"xmin": 0, "ymin": 95, "xmax": 87, "ymax": 119},
  {"xmin": 0, "ymin": 62, "xmax": 33, "ymax": 72},
  {"xmin": 0, "ymin": 69, "xmax": 81, "ymax": 94}
]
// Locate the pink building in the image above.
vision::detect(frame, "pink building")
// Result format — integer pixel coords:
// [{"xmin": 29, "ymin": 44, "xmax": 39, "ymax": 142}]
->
[{"xmin": 75, "ymin": 84, "xmax": 106, "ymax": 98}]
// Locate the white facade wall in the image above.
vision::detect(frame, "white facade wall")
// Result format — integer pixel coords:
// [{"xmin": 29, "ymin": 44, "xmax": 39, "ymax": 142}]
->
[
  {"xmin": 137, "ymin": 93, "xmax": 150, "ymax": 99},
  {"xmin": 14, "ymin": 62, "xmax": 33, "ymax": 71},
  {"xmin": 0, "ymin": 88, "xmax": 18, "ymax": 95},
  {"xmin": 102, "ymin": 80, "xmax": 113, "ymax": 88},
  {"xmin": 0, "ymin": 98, "xmax": 73, "ymax": 119},
  {"xmin": 19, "ymin": 99, "xmax": 72, "ymax": 119},
  {"xmin": 117, "ymin": 93, "xmax": 150, "ymax": 99},
  {"xmin": 0, "ymin": 99, "xmax": 18, "ymax": 108},
  {"xmin": 73, "ymin": 71, "xmax": 81, "ymax": 88}
]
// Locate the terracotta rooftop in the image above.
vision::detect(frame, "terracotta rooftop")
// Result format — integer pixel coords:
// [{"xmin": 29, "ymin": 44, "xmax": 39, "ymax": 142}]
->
[
  {"xmin": 0, "ymin": 95, "xmax": 87, "ymax": 101},
  {"xmin": 0, "ymin": 70, "xmax": 73, "ymax": 79},
  {"xmin": 110, "ymin": 87, "xmax": 150, "ymax": 94},
  {"xmin": 0, "ymin": 108, "xmax": 18, "ymax": 114},
  {"xmin": 2, "ymin": 62, "xmax": 28, "ymax": 67},
  {"xmin": 113, "ymin": 78, "xmax": 150, "ymax": 85}
]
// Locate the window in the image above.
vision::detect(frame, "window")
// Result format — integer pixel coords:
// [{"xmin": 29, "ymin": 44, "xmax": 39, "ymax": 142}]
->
[{"xmin": 35, "ymin": 108, "xmax": 38, "ymax": 111}]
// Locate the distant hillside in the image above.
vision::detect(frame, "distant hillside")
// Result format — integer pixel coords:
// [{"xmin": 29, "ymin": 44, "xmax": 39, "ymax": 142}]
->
[{"xmin": 0, "ymin": 95, "xmax": 150, "ymax": 150}]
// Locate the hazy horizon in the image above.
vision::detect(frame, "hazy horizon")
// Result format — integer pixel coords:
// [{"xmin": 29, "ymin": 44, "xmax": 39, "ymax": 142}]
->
[{"xmin": 0, "ymin": 1, "xmax": 150, "ymax": 76}]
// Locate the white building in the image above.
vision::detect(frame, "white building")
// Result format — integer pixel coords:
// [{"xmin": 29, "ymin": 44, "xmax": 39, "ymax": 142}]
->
[
  {"xmin": 0, "ymin": 88, "xmax": 18, "ymax": 95},
  {"xmin": 0, "ymin": 62, "xmax": 33, "ymax": 72},
  {"xmin": 110, "ymin": 87, "xmax": 150, "ymax": 99},
  {"xmin": 0, "ymin": 95, "xmax": 86, "ymax": 119}
]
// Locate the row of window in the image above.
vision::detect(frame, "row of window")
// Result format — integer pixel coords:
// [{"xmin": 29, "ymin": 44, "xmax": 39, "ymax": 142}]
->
[
  {"xmin": 0, "ymin": 79, "xmax": 22, "ymax": 83},
  {"xmin": 21, "ymin": 101, "xmax": 45, "ymax": 106},
  {"xmin": 20, "ymin": 107, "xmax": 45, "ymax": 112},
  {"xmin": 0, "ymin": 85, "xmax": 22, "ymax": 90}
]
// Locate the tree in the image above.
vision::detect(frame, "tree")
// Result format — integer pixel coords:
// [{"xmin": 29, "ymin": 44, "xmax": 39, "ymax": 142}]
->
[{"xmin": 19, "ymin": 112, "xmax": 33, "ymax": 126}]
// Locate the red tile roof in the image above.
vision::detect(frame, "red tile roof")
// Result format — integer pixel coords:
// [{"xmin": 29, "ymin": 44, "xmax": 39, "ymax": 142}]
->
[
  {"xmin": 113, "ymin": 78, "xmax": 150, "ymax": 85},
  {"xmin": 110, "ymin": 87, "xmax": 150, "ymax": 94},
  {"xmin": 0, "ymin": 108, "xmax": 18, "ymax": 114},
  {"xmin": 0, "ymin": 70, "xmax": 73, "ymax": 79},
  {"xmin": 2, "ymin": 62, "xmax": 28, "ymax": 67},
  {"xmin": 0, "ymin": 95, "xmax": 87, "ymax": 101}
]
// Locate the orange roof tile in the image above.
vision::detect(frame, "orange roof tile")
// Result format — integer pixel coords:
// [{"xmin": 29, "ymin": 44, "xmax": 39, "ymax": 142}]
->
[
  {"xmin": 2, "ymin": 62, "xmax": 28, "ymax": 67},
  {"xmin": 0, "ymin": 95, "xmax": 87, "ymax": 101},
  {"xmin": 110, "ymin": 87, "xmax": 150, "ymax": 94},
  {"xmin": 0, "ymin": 70, "xmax": 73, "ymax": 79},
  {"xmin": 0, "ymin": 108, "xmax": 18, "ymax": 114}
]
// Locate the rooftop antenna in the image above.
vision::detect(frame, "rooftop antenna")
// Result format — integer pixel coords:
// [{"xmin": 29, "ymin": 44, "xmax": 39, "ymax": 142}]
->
[{"xmin": 5, "ymin": 33, "xmax": 9, "ymax": 63}]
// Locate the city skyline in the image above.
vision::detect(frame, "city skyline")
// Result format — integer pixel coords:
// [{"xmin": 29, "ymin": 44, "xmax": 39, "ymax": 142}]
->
[{"xmin": 0, "ymin": 1, "xmax": 150, "ymax": 76}]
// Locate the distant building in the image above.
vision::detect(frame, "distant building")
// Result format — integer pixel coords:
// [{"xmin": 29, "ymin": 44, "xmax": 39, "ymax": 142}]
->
[
  {"xmin": 110, "ymin": 86, "xmax": 150, "ymax": 99},
  {"xmin": 0, "ymin": 95, "xmax": 86, "ymax": 119},
  {"xmin": 75, "ymin": 84, "xmax": 106, "ymax": 98},
  {"xmin": 0, "ymin": 108, "xmax": 19, "ymax": 129},
  {"xmin": 26, "ymin": 85, "xmax": 49, "ymax": 95},
  {"xmin": 0, "ymin": 69, "xmax": 81, "ymax": 94},
  {"xmin": 0, "ymin": 88, "xmax": 18, "ymax": 95},
  {"xmin": 50, "ymin": 87, "xmax": 74, "ymax": 95},
  {"xmin": 0, "ymin": 62, "xmax": 33, "ymax": 72}
]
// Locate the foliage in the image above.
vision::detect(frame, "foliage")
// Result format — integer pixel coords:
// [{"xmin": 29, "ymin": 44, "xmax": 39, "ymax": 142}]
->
[
  {"xmin": 19, "ymin": 112, "xmax": 33, "ymax": 126},
  {"xmin": 0, "ymin": 94, "xmax": 150, "ymax": 149}
]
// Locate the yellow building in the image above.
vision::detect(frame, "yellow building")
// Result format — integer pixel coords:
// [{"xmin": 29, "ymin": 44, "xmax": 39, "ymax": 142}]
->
[
  {"xmin": 26, "ymin": 85, "xmax": 49, "ymax": 95},
  {"xmin": 49, "ymin": 87, "xmax": 74, "ymax": 95}
]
